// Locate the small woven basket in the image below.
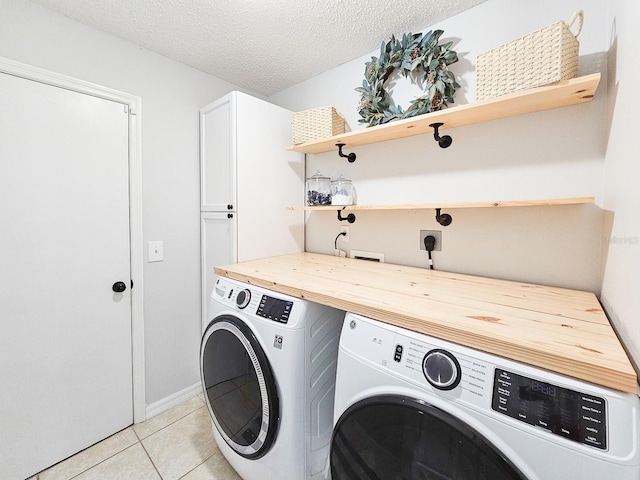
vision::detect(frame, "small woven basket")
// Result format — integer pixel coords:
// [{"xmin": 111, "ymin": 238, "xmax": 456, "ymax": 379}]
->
[
  {"xmin": 292, "ymin": 106, "xmax": 345, "ymax": 144},
  {"xmin": 476, "ymin": 10, "xmax": 584, "ymax": 100}
]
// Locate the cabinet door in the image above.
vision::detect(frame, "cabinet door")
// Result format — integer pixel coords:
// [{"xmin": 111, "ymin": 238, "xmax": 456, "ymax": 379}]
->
[
  {"xmin": 201, "ymin": 212, "xmax": 237, "ymax": 329},
  {"xmin": 200, "ymin": 92, "xmax": 236, "ymax": 212}
]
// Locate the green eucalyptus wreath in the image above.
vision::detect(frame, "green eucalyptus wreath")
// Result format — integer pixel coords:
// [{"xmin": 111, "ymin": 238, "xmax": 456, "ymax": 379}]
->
[{"xmin": 356, "ymin": 30, "xmax": 460, "ymax": 127}]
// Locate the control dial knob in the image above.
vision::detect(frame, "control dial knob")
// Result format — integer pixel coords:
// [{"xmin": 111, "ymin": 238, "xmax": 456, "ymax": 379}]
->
[
  {"xmin": 422, "ymin": 349, "xmax": 461, "ymax": 390},
  {"xmin": 235, "ymin": 289, "xmax": 251, "ymax": 309}
]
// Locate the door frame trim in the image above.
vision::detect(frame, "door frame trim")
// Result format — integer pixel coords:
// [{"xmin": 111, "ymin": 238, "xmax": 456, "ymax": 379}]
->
[{"xmin": 0, "ymin": 56, "xmax": 146, "ymax": 423}]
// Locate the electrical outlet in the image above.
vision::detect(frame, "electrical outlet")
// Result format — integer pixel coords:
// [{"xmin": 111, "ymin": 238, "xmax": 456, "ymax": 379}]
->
[
  {"xmin": 340, "ymin": 226, "xmax": 350, "ymax": 242},
  {"xmin": 419, "ymin": 230, "xmax": 442, "ymax": 251}
]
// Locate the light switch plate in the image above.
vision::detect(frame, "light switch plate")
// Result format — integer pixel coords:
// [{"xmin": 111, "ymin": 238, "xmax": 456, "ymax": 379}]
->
[{"xmin": 149, "ymin": 241, "xmax": 163, "ymax": 262}]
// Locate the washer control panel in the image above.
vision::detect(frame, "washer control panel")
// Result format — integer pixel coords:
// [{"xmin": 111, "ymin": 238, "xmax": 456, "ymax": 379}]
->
[
  {"xmin": 235, "ymin": 289, "xmax": 251, "ymax": 309},
  {"xmin": 422, "ymin": 349, "xmax": 461, "ymax": 390},
  {"xmin": 256, "ymin": 294, "xmax": 293, "ymax": 323},
  {"xmin": 211, "ymin": 277, "xmax": 299, "ymax": 326},
  {"xmin": 388, "ymin": 333, "xmax": 492, "ymax": 405},
  {"xmin": 492, "ymin": 369, "xmax": 607, "ymax": 450}
]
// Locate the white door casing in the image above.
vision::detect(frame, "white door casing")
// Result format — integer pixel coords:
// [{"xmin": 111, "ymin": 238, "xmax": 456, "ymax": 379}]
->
[{"xmin": 0, "ymin": 58, "xmax": 144, "ymax": 478}]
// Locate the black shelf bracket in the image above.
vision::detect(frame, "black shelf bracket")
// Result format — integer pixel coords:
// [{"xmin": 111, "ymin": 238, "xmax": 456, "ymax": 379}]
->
[
  {"xmin": 336, "ymin": 143, "xmax": 356, "ymax": 163},
  {"xmin": 429, "ymin": 122, "xmax": 453, "ymax": 149},
  {"xmin": 337, "ymin": 207, "xmax": 356, "ymax": 223},
  {"xmin": 435, "ymin": 208, "xmax": 452, "ymax": 226}
]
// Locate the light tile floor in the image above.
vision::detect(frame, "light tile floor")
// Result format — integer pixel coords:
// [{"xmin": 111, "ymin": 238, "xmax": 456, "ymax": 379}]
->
[{"xmin": 30, "ymin": 394, "xmax": 242, "ymax": 480}]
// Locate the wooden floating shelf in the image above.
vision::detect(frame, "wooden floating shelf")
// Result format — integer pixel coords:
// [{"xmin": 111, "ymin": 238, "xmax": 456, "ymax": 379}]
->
[
  {"xmin": 288, "ymin": 197, "xmax": 595, "ymax": 211},
  {"xmin": 287, "ymin": 73, "xmax": 601, "ymax": 154}
]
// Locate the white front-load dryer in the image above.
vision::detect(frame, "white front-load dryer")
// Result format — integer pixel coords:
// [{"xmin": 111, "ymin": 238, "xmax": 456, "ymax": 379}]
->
[
  {"xmin": 200, "ymin": 277, "xmax": 344, "ymax": 480},
  {"xmin": 330, "ymin": 313, "xmax": 640, "ymax": 480}
]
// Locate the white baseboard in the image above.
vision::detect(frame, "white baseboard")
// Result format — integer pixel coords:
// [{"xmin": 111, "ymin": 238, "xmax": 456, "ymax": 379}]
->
[{"xmin": 143, "ymin": 381, "xmax": 203, "ymax": 421}]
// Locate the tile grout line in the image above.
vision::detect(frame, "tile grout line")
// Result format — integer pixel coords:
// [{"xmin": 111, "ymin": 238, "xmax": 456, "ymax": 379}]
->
[
  {"xmin": 172, "ymin": 405, "xmax": 217, "ymax": 479},
  {"xmin": 135, "ymin": 394, "xmax": 205, "ymax": 441},
  {"xmin": 35, "ymin": 426, "xmax": 136, "ymax": 480},
  {"xmin": 34, "ymin": 396, "xmax": 207, "ymax": 480},
  {"xmin": 67, "ymin": 442, "xmax": 140, "ymax": 480},
  {"xmin": 137, "ymin": 436, "xmax": 164, "ymax": 480},
  {"xmin": 135, "ymin": 401, "xmax": 207, "ymax": 479},
  {"xmin": 176, "ymin": 452, "xmax": 218, "ymax": 480}
]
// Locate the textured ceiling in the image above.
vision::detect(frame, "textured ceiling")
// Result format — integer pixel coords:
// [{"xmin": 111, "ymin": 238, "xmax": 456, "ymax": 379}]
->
[{"xmin": 28, "ymin": 0, "xmax": 487, "ymax": 96}]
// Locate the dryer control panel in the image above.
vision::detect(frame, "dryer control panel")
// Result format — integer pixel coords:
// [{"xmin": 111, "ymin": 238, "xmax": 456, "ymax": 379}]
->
[{"xmin": 492, "ymin": 369, "xmax": 607, "ymax": 450}]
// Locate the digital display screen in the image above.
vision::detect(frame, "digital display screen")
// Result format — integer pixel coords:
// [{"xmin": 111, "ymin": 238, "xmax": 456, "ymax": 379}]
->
[
  {"xmin": 531, "ymin": 381, "xmax": 556, "ymax": 398},
  {"xmin": 492, "ymin": 369, "xmax": 607, "ymax": 450},
  {"xmin": 256, "ymin": 295, "xmax": 293, "ymax": 323}
]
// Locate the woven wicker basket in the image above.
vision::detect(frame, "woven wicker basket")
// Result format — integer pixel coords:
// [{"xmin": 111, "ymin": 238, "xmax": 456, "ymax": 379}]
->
[
  {"xmin": 476, "ymin": 10, "xmax": 583, "ymax": 100},
  {"xmin": 292, "ymin": 106, "xmax": 345, "ymax": 144}
]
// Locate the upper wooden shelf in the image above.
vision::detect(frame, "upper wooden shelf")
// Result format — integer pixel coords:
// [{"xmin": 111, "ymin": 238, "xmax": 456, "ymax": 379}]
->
[
  {"xmin": 287, "ymin": 73, "xmax": 601, "ymax": 154},
  {"xmin": 287, "ymin": 197, "xmax": 595, "ymax": 211}
]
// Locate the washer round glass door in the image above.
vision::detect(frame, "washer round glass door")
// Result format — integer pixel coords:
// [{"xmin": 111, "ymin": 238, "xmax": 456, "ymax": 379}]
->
[
  {"xmin": 331, "ymin": 395, "xmax": 527, "ymax": 480},
  {"xmin": 200, "ymin": 315, "xmax": 279, "ymax": 459}
]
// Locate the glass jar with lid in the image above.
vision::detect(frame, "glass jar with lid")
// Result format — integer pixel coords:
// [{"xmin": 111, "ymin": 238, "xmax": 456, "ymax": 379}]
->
[
  {"xmin": 331, "ymin": 175, "xmax": 356, "ymax": 206},
  {"xmin": 306, "ymin": 171, "xmax": 332, "ymax": 205}
]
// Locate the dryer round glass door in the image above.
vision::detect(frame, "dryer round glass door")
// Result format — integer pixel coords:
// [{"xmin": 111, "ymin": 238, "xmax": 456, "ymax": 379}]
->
[
  {"xmin": 331, "ymin": 395, "xmax": 527, "ymax": 480},
  {"xmin": 200, "ymin": 315, "xmax": 279, "ymax": 459}
]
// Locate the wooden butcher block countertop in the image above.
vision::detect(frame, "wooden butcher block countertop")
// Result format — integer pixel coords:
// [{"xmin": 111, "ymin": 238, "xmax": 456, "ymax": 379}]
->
[{"xmin": 215, "ymin": 252, "xmax": 638, "ymax": 394}]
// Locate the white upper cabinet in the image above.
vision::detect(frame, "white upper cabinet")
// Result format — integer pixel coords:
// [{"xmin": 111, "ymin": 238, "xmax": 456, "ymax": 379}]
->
[{"xmin": 200, "ymin": 93, "xmax": 236, "ymax": 212}]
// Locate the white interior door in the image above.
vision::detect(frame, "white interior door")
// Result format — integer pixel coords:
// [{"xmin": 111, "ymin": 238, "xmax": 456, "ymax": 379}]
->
[{"xmin": 0, "ymin": 72, "xmax": 133, "ymax": 479}]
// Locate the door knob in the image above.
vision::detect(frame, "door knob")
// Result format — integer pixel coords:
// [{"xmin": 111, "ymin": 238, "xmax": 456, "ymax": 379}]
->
[{"xmin": 112, "ymin": 281, "xmax": 127, "ymax": 293}]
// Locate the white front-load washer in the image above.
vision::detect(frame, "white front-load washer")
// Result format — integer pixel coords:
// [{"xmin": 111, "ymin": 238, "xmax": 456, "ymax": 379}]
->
[
  {"xmin": 200, "ymin": 276, "xmax": 344, "ymax": 480},
  {"xmin": 330, "ymin": 313, "xmax": 640, "ymax": 480}
]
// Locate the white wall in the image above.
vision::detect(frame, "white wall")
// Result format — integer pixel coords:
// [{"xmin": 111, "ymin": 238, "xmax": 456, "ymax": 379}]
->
[
  {"xmin": 271, "ymin": 0, "xmax": 640, "ymax": 372},
  {"xmin": 270, "ymin": 0, "xmax": 608, "ymax": 293},
  {"xmin": 600, "ymin": 0, "xmax": 640, "ymax": 369},
  {"xmin": 0, "ymin": 0, "xmax": 242, "ymax": 405}
]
